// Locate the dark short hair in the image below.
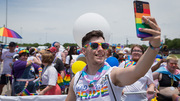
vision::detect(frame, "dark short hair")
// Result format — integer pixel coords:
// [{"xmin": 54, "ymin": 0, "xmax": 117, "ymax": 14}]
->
[
  {"xmin": 82, "ymin": 30, "xmax": 105, "ymax": 47},
  {"xmin": 41, "ymin": 52, "xmax": 54, "ymax": 65},
  {"xmin": 29, "ymin": 48, "xmax": 36, "ymax": 55},
  {"xmin": 131, "ymin": 44, "xmax": 145, "ymax": 54},
  {"xmin": 161, "ymin": 45, "xmax": 169, "ymax": 52},
  {"xmin": 9, "ymin": 42, "xmax": 17, "ymax": 47}
]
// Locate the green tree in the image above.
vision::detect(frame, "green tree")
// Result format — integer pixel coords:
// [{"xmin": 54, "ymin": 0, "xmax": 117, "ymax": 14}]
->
[
  {"xmin": 63, "ymin": 43, "xmax": 78, "ymax": 49},
  {"xmin": 32, "ymin": 43, "xmax": 39, "ymax": 47},
  {"xmin": 165, "ymin": 38, "xmax": 180, "ymax": 49},
  {"xmin": 142, "ymin": 44, "xmax": 148, "ymax": 50},
  {"xmin": 43, "ymin": 43, "xmax": 51, "ymax": 47}
]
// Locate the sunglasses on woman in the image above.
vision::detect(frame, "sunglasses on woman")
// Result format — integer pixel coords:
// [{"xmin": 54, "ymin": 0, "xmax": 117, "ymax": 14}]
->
[{"xmin": 84, "ymin": 42, "xmax": 109, "ymax": 50}]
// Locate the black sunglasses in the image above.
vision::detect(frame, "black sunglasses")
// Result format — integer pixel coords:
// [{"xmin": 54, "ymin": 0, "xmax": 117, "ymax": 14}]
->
[{"xmin": 54, "ymin": 45, "xmax": 59, "ymax": 47}]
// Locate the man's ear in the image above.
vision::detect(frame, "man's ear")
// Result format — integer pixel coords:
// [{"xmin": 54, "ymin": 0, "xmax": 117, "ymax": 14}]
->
[{"xmin": 81, "ymin": 47, "xmax": 86, "ymax": 55}]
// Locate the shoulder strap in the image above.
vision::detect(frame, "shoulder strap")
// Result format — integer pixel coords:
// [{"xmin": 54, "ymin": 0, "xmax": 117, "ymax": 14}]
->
[
  {"xmin": 105, "ymin": 74, "xmax": 117, "ymax": 101},
  {"xmin": 75, "ymin": 73, "xmax": 82, "ymax": 86}
]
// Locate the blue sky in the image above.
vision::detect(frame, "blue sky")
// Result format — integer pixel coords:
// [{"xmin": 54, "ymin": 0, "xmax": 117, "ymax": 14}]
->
[{"xmin": 0, "ymin": 0, "xmax": 180, "ymax": 46}]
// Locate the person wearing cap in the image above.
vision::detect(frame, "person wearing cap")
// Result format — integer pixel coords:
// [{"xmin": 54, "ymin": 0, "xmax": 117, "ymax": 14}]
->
[
  {"xmin": 12, "ymin": 50, "xmax": 40, "ymax": 95},
  {"xmin": 48, "ymin": 47, "xmax": 65, "ymax": 79},
  {"xmin": 53, "ymin": 42, "xmax": 66, "ymax": 64},
  {"xmin": 117, "ymin": 50, "xmax": 125, "ymax": 64},
  {"xmin": 123, "ymin": 47, "xmax": 131, "ymax": 60},
  {"xmin": 0, "ymin": 42, "xmax": 17, "ymax": 94}
]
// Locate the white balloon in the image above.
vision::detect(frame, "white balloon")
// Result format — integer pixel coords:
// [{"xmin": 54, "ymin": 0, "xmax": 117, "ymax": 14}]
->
[{"xmin": 73, "ymin": 13, "xmax": 111, "ymax": 47}]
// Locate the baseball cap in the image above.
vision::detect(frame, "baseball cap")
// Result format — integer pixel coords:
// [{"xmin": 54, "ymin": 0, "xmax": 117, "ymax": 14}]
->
[
  {"xmin": 49, "ymin": 47, "xmax": 57, "ymax": 53},
  {"xmin": 118, "ymin": 50, "xmax": 124, "ymax": 55}
]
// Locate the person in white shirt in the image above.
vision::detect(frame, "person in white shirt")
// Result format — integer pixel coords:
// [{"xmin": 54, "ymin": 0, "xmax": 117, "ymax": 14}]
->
[
  {"xmin": 66, "ymin": 15, "xmax": 162, "ymax": 101},
  {"xmin": 119, "ymin": 45, "xmax": 155, "ymax": 101},
  {"xmin": 53, "ymin": 42, "xmax": 66, "ymax": 64},
  {"xmin": 39, "ymin": 52, "xmax": 61, "ymax": 95},
  {"xmin": 65, "ymin": 46, "xmax": 78, "ymax": 65},
  {"xmin": 27, "ymin": 48, "xmax": 42, "ymax": 66},
  {"xmin": 0, "ymin": 42, "xmax": 17, "ymax": 94}
]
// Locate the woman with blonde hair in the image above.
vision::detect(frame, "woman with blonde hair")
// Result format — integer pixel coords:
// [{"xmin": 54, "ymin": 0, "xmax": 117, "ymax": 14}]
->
[{"xmin": 153, "ymin": 55, "xmax": 180, "ymax": 101}]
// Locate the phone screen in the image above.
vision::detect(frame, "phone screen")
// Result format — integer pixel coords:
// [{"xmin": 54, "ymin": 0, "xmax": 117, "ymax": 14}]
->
[{"xmin": 134, "ymin": 1, "xmax": 152, "ymax": 38}]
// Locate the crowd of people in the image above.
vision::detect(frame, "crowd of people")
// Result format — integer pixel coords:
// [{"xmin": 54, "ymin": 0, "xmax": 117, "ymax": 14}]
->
[
  {"xmin": 0, "ymin": 37, "xmax": 179, "ymax": 101},
  {"xmin": 0, "ymin": 17, "xmax": 179, "ymax": 101}
]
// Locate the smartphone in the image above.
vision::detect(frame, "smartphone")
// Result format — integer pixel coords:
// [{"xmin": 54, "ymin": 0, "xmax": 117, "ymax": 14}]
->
[{"xmin": 134, "ymin": 0, "xmax": 152, "ymax": 38}]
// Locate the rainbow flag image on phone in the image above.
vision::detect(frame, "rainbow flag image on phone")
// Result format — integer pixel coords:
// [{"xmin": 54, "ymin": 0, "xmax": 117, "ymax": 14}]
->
[{"xmin": 134, "ymin": 1, "xmax": 152, "ymax": 38}]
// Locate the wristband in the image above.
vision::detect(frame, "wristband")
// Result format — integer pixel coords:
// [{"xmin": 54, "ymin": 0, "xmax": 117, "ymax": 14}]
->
[{"xmin": 149, "ymin": 42, "xmax": 163, "ymax": 51}]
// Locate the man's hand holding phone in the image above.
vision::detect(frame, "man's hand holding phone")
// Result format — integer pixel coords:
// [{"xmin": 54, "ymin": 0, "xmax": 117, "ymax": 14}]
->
[
  {"xmin": 134, "ymin": 1, "xmax": 161, "ymax": 48},
  {"xmin": 139, "ymin": 16, "xmax": 161, "ymax": 48}
]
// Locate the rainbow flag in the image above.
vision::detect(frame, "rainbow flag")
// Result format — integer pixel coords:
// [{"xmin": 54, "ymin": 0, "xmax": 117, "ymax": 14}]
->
[
  {"xmin": 20, "ymin": 89, "xmax": 31, "ymax": 96},
  {"xmin": 154, "ymin": 58, "xmax": 161, "ymax": 62},
  {"xmin": 19, "ymin": 89, "xmax": 38, "ymax": 96},
  {"xmin": 57, "ymin": 73, "xmax": 65, "ymax": 90},
  {"xmin": 63, "ymin": 74, "xmax": 71, "ymax": 86},
  {"xmin": 30, "ymin": 93, "xmax": 38, "ymax": 95},
  {"xmin": 116, "ymin": 46, "xmax": 121, "ymax": 50}
]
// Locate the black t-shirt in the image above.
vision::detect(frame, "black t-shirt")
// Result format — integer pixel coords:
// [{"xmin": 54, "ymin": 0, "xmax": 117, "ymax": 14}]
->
[
  {"xmin": 54, "ymin": 58, "xmax": 65, "ymax": 73},
  {"xmin": 159, "ymin": 73, "xmax": 179, "ymax": 87}
]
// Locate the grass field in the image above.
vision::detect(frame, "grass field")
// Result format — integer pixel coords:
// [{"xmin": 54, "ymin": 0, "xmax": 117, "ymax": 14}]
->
[{"xmin": 172, "ymin": 54, "xmax": 180, "ymax": 58}]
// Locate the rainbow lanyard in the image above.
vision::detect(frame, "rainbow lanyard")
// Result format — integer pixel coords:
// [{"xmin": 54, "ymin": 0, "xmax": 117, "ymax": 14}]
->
[
  {"xmin": 39, "ymin": 65, "xmax": 48, "ymax": 85},
  {"xmin": 38, "ymin": 67, "xmax": 43, "ymax": 85},
  {"xmin": 125, "ymin": 60, "xmax": 136, "ymax": 68},
  {"xmin": 82, "ymin": 63, "xmax": 110, "ymax": 88}
]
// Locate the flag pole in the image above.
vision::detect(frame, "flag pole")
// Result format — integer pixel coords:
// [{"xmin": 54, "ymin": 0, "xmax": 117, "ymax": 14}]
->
[{"xmin": 5, "ymin": 0, "xmax": 8, "ymax": 44}]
